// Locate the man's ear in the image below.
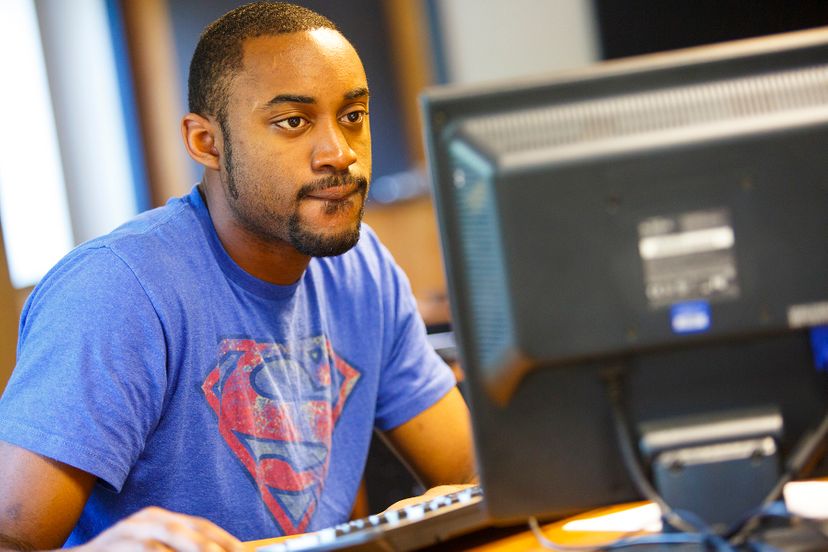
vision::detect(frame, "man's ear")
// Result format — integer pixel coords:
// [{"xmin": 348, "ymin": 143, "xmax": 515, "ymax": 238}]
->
[{"xmin": 181, "ymin": 113, "xmax": 221, "ymax": 171}]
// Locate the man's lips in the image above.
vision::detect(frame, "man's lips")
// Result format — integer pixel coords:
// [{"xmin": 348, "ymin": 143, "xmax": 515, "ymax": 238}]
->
[{"xmin": 303, "ymin": 185, "xmax": 358, "ymax": 201}]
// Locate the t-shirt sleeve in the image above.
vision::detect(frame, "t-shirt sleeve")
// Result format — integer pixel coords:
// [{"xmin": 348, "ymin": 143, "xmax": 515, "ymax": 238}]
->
[
  {"xmin": 369, "ymin": 235, "xmax": 456, "ymax": 431},
  {"xmin": 0, "ymin": 246, "xmax": 167, "ymax": 491}
]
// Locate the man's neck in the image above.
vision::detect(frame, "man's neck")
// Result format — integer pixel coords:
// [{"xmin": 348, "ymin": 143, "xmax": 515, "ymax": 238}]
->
[{"xmin": 198, "ymin": 179, "xmax": 311, "ymax": 286}]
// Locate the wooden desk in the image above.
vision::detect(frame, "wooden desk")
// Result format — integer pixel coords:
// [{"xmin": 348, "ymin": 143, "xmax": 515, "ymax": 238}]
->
[
  {"xmin": 243, "ymin": 501, "xmax": 655, "ymax": 551},
  {"xmin": 453, "ymin": 502, "xmax": 654, "ymax": 551}
]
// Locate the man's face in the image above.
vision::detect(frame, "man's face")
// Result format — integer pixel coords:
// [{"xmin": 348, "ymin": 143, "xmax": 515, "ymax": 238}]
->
[{"xmin": 218, "ymin": 29, "xmax": 372, "ymax": 257}]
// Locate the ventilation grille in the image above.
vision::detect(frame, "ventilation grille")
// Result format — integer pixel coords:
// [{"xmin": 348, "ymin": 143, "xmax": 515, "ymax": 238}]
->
[
  {"xmin": 462, "ymin": 64, "xmax": 828, "ymax": 155},
  {"xmin": 451, "ymin": 149, "xmax": 512, "ymax": 375}
]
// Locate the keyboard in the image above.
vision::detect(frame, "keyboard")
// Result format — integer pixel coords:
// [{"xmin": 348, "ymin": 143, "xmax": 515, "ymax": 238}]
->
[{"xmin": 257, "ymin": 485, "xmax": 487, "ymax": 551}]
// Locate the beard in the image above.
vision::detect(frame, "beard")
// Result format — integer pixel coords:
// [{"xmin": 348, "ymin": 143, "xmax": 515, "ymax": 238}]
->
[
  {"xmin": 221, "ymin": 123, "xmax": 369, "ymax": 257},
  {"xmin": 287, "ymin": 174, "xmax": 368, "ymax": 256}
]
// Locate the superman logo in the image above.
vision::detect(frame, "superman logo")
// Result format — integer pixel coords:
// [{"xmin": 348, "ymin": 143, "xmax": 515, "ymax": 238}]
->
[{"xmin": 201, "ymin": 336, "xmax": 361, "ymax": 534}]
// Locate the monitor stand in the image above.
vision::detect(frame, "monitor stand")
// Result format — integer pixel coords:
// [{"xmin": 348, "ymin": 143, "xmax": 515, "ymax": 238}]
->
[{"xmin": 639, "ymin": 407, "xmax": 783, "ymax": 532}]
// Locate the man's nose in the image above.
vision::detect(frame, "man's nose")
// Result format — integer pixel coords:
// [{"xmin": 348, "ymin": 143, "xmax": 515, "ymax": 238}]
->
[{"xmin": 311, "ymin": 120, "xmax": 358, "ymax": 173}]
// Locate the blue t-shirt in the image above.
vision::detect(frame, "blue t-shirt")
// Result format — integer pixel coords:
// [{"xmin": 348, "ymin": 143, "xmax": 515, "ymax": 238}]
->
[{"xmin": 0, "ymin": 186, "xmax": 455, "ymax": 545}]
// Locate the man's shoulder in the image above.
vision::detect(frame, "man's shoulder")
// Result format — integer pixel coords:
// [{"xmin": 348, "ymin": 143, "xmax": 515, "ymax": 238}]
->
[
  {"xmin": 38, "ymin": 196, "xmax": 204, "ymax": 292},
  {"xmin": 91, "ymin": 195, "xmax": 197, "ymax": 253},
  {"xmin": 75, "ymin": 195, "xmax": 208, "ymax": 271}
]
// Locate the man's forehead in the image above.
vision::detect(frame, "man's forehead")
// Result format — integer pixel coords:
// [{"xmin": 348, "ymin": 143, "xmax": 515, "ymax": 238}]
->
[
  {"xmin": 231, "ymin": 29, "xmax": 367, "ymax": 105},
  {"xmin": 239, "ymin": 29, "xmax": 364, "ymax": 77}
]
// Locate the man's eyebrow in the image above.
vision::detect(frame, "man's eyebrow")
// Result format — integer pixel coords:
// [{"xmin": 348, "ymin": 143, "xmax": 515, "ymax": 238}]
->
[
  {"xmin": 263, "ymin": 89, "xmax": 368, "ymax": 106},
  {"xmin": 345, "ymin": 87, "xmax": 369, "ymax": 100},
  {"xmin": 266, "ymin": 94, "xmax": 315, "ymax": 106}
]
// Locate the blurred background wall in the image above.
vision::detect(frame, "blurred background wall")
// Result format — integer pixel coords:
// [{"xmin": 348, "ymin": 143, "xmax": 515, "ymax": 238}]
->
[{"xmin": 1, "ymin": 0, "xmax": 827, "ymax": 394}]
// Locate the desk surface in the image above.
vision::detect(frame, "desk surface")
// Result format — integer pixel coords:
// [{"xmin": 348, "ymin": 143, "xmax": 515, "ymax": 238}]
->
[
  {"xmin": 243, "ymin": 481, "xmax": 828, "ymax": 551},
  {"xmin": 242, "ymin": 501, "xmax": 655, "ymax": 552}
]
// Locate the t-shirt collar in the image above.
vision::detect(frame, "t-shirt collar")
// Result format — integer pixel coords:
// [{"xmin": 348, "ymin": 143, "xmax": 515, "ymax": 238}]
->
[{"xmin": 187, "ymin": 184, "xmax": 302, "ymax": 300}]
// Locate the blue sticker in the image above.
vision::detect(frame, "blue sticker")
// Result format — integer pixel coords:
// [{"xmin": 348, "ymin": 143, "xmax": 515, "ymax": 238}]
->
[
  {"xmin": 809, "ymin": 326, "xmax": 828, "ymax": 372},
  {"xmin": 670, "ymin": 300, "xmax": 711, "ymax": 334}
]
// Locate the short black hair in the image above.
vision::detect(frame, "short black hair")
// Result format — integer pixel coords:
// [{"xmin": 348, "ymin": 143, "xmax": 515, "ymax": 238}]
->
[{"xmin": 188, "ymin": 2, "xmax": 338, "ymax": 123}]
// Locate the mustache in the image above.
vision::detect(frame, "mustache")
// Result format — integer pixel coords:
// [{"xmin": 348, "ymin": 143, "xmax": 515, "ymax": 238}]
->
[{"xmin": 297, "ymin": 174, "xmax": 369, "ymax": 199}]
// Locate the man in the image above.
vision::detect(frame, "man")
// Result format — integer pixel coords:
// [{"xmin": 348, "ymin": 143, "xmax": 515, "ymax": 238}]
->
[{"xmin": 0, "ymin": 3, "xmax": 475, "ymax": 550}]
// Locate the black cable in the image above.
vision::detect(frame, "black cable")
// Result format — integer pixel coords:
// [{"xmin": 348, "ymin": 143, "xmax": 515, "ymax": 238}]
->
[
  {"xmin": 728, "ymin": 409, "xmax": 828, "ymax": 545},
  {"xmin": 602, "ymin": 367, "xmax": 708, "ymax": 536}
]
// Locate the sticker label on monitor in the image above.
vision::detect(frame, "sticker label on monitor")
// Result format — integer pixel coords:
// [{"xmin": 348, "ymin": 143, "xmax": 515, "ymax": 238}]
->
[
  {"xmin": 670, "ymin": 300, "xmax": 711, "ymax": 334},
  {"xmin": 787, "ymin": 301, "xmax": 828, "ymax": 328},
  {"xmin": 638, "ymin": 209, "xmax": 739, "ymax": 308}
]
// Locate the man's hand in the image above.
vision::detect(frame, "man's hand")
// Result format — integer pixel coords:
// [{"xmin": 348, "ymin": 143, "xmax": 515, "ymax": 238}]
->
[
  {"xmin": 74, "ymin": 507, "xmax": 243, "ymax": 552},
  {"xmin": 383, "ymin": 484, "xmax": 477, "ymax": 513}
]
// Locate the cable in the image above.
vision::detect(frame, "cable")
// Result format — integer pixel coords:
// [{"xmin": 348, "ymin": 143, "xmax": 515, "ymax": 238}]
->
[
  {"xmin": 728, "ymin": 409, "xmax": 828, "ymax": 545},
  {"xmin": 602, "ymin": 367, "xmax": 706, "ymax": 535},
  {"xmin": 726, "ymin": 500, "xmax": 828, "ymax": 546}
]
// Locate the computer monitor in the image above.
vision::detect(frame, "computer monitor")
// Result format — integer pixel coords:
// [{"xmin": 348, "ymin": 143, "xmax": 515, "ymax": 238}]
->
[{"xmin": 422, "ymin": 28, "xmax": 828, "ymax": 531}]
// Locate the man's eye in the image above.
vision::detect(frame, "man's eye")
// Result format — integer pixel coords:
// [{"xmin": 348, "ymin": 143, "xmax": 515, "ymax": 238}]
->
[
  {"xmin": 274, "ymin": 116, "xmax": 308, "ymax": 129},
  {"xmin": 341, "ymin": 110, "xmax": 367, "ymax": 124}
]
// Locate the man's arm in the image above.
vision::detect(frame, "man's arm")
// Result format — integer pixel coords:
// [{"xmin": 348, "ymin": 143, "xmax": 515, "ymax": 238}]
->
[
  {"xmin": 0, "ymin": 440, "xmax": 94, "ymax": 550},
  {"xmin": 0, "ymin": 440, "xmax": 243, "ymax": 551},
  {"xmin": 381, "ymin": 387, "xmax": 477, "ymax": 488}
]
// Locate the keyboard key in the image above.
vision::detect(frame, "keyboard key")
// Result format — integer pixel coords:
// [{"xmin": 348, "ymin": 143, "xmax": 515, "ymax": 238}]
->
[
  {"xmin": 428, "ymin": 497, "xmax": 450, "ymax": 511},
  {"xmin": 384, "ymin": 509, "xmax": 400, "ymax": 525},
  {"xmin": 350, "ymin": 518, "xmax": 366, "ymax": 530},
  {"xmin": 333, "ymin": 522, "xmax": 351, "ymax": 536},
  {"xmin": 316, "ymin": 528, "xmax": 336, "ymax": 544},
  {"xmin": 457, "ymin": 488, "xmax": 473, "ymax": 503},
  {"xmin": 405, "ymin": 504, "xmax": 425, "ymax": 521}
]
